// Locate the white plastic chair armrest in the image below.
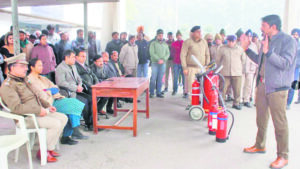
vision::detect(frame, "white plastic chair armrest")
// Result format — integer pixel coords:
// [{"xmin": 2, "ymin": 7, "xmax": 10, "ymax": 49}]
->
[
  {"xmin": 24, "ymin": 114, "xmax": 40, "ymax": 130},
  {"xmin": 0, "ymin": 110, "xmax": 26, "ymax": 131}
]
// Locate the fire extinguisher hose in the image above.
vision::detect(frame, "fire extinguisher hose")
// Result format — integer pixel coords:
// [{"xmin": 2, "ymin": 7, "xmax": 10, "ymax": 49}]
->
[{"xmin": 226, "ymin": 109, "xmax": 235, "ymax": 140}]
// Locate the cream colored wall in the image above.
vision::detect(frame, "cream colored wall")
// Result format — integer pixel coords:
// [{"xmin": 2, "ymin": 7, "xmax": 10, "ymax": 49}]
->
[{"xmin": 283, "ymin": 0, "xmax": 300, "ymax": 33}]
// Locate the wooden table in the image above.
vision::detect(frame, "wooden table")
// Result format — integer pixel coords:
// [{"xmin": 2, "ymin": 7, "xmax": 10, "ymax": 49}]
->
[{"xmin": 92, "ymin": 77, "xmax": 150, "ymax": 136}]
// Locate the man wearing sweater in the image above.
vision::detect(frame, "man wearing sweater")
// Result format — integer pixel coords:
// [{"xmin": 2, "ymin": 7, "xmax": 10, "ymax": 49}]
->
[{"xmin": 149, "ymin": 29, "xmax": 170, "ymax": 98}]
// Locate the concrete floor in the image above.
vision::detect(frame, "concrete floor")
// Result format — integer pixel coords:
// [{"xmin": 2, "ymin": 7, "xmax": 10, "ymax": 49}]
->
[{"xmin": 1, "ymin": 89, "xmax": 300, "ymax": 169}]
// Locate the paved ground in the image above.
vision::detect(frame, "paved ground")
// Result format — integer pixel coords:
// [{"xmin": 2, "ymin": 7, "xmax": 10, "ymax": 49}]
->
[{"xmin": 1, "ymin": 88, "xmax": 299, "ymax": 169}]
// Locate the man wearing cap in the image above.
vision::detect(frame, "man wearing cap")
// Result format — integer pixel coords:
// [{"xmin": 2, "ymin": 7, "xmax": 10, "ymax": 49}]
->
[
  {"xmin": 242, "ymin": 29, "xmax": 258, "ymax": 108},
  {"xmin": 216, "ymin": 35, "xmax": 246, "ymax": 110},
  {"xmin": 119, "ymin": 35, "xmax": 139, "ymax": 77},
  {"xmin": 0, "ymin": 53, "xmax": 67, "ymax": 162},
  {"xmin": 210, "ymin": 33, "xmax": 223, "ymax": 61},
  {"xmin": 180, "ymin": 26, "xmax": 210, "ymax": 101},
  {"xmin": 164, "ymin": 32, "xmax": 175, "ymax": 93},
  {"xmin": 149, "ymin": 29, "xmax": 170, "ymax": 98},
  {"xmin": 241, "ymin": 15, "xmax": 296, "ymax": 169}
]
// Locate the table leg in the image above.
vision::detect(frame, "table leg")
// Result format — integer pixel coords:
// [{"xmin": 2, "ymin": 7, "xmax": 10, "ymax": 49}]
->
[
  {"xmin": 92, "ymin": 91, "xmax": 98, "ymax": 134},
  {"xmin": 133, "ymin": 95, "xmax": 138, "ymax": 137},
  {"xmin": 146, "ymin": 88, "xmax": 150, "ymax": 118},
  {"xmin": 113, "ymin": 98, "xmax": 117, "ymax": 117}
]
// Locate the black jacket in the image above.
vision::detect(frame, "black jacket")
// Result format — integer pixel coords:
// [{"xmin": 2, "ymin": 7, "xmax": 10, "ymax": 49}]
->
[
  {"xmin": 105, "ymin": 39, "xmax": 123, "ymax": 56},
  {"xmin": 75, "ymin": 62, "xmax": 99, "ymax": 94},
  {"xmin": 136, "ymin": 40, "xmax": 149, "ymax": 64}
]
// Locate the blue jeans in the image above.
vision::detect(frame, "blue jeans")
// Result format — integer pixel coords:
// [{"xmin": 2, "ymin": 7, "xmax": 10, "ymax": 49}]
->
[
  {"xmin": 150, "ymin": 62, "xmax": 166, "ymax": 95},
  {"xmin": 137, "ymin": 61, "xmax": 149, "ymax": 77},
  {"xmin": 173, "ymin": 63, "xmax": 184, "ymax": 93},
  {"xmin": 287, "ymin": 67, "xmax": 300, "ymax": 105},
  {"xmin": 63, "ymin": 114, "xmax": 81, "ymax": 137}
]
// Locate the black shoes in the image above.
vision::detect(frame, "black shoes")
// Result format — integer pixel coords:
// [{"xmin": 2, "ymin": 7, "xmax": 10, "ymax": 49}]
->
[
  {"xmin": 183, "ymin": 93, "xmax": 188, "ymax": 98},
  {"xmin": 106, "ymin": 109, "xmax": 114, "ymax": 114},
  {"xmin": 232, "ymin": 105, "xmax": 242, "ymax": 110},
  {"xmin": 150, "ymin": 94, "xmax": 154, "ymax": 98},
  {"xmin": 156, "ymin": 94, "xmax": 164, "ymax": 98},
  {"xmin": 172, "ymin": 91, "xmax": 177, "ymax": 95},
  {"xmin": 244, "ymin": 102, "xmax": 252, "ymax": 108},
  {"xmin": 61, "ymin": 136, "xmax": 78, "ymax": 145},
  {"xmin": 226, "ymin": 96, "xmax": 233, "ymax": 102},
  {"xmin": 72, "ymin": 127, "xmax": 89, "ymax": 140}
]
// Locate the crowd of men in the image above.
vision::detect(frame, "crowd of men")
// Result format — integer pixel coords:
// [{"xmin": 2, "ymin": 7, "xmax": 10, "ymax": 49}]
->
[{"xmin": 0, "ymin": 14, "xmax": 299, "ymax": 169}]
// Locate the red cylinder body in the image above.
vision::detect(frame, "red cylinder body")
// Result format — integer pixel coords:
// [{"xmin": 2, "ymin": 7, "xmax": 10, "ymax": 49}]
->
[
  {"xmin": 191, "ymin": 80, "xmax": 200, "ymax": 105},
  {"xmin": 203, "ymin": 73, "xmax": 219, "ymax": 114},
  {"xmin": 216, "ymin": 109, "xmax": 228, "ymax": 143},
  {"xmin": 208, "ymin": 105, "xmax": 218, "ymax": 135}
]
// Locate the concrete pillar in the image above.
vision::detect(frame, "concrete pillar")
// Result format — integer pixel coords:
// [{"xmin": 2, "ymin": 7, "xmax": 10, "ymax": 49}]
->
[
  {"xmin": 11, "ymin": 0, "xmax": 20, "ymax": 56},
  {"xmin": 283, "ymin": 0, "xmax": 300, "ymax": 33},
  {"xmin": 100, "ymin": 1, "xmax": 124, "ymax": 51},
  {"xmin": 83, "ymin": 1, "xmax": 89, "ymax": 64}
]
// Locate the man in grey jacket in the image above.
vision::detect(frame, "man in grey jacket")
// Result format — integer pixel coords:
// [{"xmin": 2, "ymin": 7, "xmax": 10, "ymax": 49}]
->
[
  {"xmin": 241, "ymin": 15, "xmax": 297, "ymax": 169},
  {"xmin": 55, "ymin": 50, "xmax": 94, "ymax": 131}
]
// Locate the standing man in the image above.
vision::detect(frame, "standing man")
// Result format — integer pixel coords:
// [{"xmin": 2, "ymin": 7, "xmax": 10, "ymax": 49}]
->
[
  {"xmin": 120, "ymin": 32, "xmax": 128, "ymax": 47},
  {"xmin": 164, "ymin": 32, "xmax": 175, "ymax": 93},
  {"xmin": 286, "ymin": 28, "xmax": 300, "ymax": 108},
  {"xmin": 119, "ymin": 35, "xmax": 138, "ymax": 77},
  {"xmin": 216, "ymin": 35, "xmax": 246, "ymax": 110},
  {"xmin": 241, "ymin": 15, "xmax": 296, "ymax": 169},
  {"xmin": 71, "ymin": 29, "xmax": 85, "ymax": 52},
  {"xmin": 55, "ymin": 32, "xmax": 72, "ymax": 65},
  {"xmin": 149, "ymin": 29, "xmax": 170, "ymax": 98},
  {"xmin": 105, "ymin": 32, "xmax": 122, "ymax": 56},
  {"xmin": 180, "ymin": 26, "xmax": 210, "ymax": 101},
  {"xmin": 242, "ymin": 29, "xmax": 258, "ymax": 108},
  {"xmin": 210, "ymin": 33, "xmax": 223, "ymax": 61},
  {"xmin": 136, "ymin": 33, "xmax": 149, "ymax": 77},
  {"xmin": 47, "ymin": 25, "xmax": 60, "ymax": 45}
]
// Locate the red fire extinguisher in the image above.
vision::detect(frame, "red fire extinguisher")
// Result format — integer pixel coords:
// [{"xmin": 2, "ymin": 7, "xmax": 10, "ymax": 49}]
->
[
  {"xmin": 203, "ymin": 73, "xmax": 219, "ymax": 114},
  {"xmin": 216, "ymin": 109, "xmax": 234, "ymax": 143},
  {"xmin": 191, "ymin": 80, "xmax": 200, "ymax": 106},
  {"xmin": 208, "ymin": 105, "xmax": 218, "ymax": 135}
]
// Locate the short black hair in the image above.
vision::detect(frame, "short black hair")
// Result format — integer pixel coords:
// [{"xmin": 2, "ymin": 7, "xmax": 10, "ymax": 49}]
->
[
  {"xmin": 63, "ymin": 50, "xmax": 75, "ymax": 60},
  {"xmin": 93, "ymin": 55, "xmax": 102, "ymax": 62},
  {"xmin": 39, "ymin": 34, "xmax": 47, "ymax": 40},
  {"xmin": 128, "ymin": 35, "xmax": 135, "ymax": 41},
  {"xmin": 46, "ymin": 24, "xmax": 54, "ymax": 31},
  {"xmin": 75, "ymin": 47, "xmax": 86, "ymax": 56},
  {"xmin": 59, "ymin": 32, "xmax": 65, "ymax": 38},
  {"xmin": 112, "ymin": 32, "xmax": 119, "ymax": 37},
  {"xmin": 29, "ymin": 34, "xmax": 37, "ymax": 40},
  {"xmin": 262, "ymin": 15, "xmax": 281, "ymax": 31},
  {"xmin": 77, "ymin": 29, "xmax": 83, "ymax": 35},
  {"xmin": 41, "ymin": 29, "xmax": 49, "ymax": 36},
  {"xmin": 28, "ymin": 58, "xmax": 40, "ymax": 73}
]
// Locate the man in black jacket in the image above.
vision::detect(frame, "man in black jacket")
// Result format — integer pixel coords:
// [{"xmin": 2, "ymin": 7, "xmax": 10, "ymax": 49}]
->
[
  {"xmin": 75, "ymin": 49, "xmax": 108, "ymax": 121},
  {"xmin": 105, "ymin": 32, "xmax": 123, "ymax": 57},
  {"xmin": 136, "ymin": 33, "xmax": 149, "ymax": 77}
]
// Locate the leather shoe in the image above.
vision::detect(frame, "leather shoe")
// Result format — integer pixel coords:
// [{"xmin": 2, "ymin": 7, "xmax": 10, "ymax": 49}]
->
[
  {"xmin": 72, "ymin": 127, "xmax": 89, "ymax": 140},
  {"xmin": 172, "ymin": 91, "xmax": 177, "ymax": 95},
  {"xmin": 244, "ymin": 102, "xmax": 252, "ymax": 108},
  {"xmin": 232, "ymin": 105, "xmax": 242, "ymax": 110},
  {"xmin": 270, "ymin": 157, "xmax": 288, "ymax": 169},
  {"xmin": 243, "ymin": 145, "xmax": 266, "ymax": 154},
  {"xmin": 60, "ymin": 136, "xmax": 78, "ymax": 145},
  {"xmin": 156, "ymin": 94, "xmax": 164, "ymax": 98},
  {"xmin": 49, "ymin": 150, "xmax": 60, "ymax": 157},
  {"xmin": 106, "ymin": 109, "xmax": 114, "ymax": 114}
]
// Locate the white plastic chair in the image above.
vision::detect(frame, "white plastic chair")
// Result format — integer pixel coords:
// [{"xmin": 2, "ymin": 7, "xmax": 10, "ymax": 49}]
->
[
  {"xmin": 0, "ymin": 97, "xmax": 48, "ymax": 166},
  {"xmin": 0, "ymin": 110, "xmax": 33, "ymax": 169}
]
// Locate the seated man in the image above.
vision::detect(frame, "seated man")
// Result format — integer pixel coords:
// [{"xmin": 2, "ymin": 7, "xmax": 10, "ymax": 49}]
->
[
  {"xmin": 75, "ymin": 49, "xmax": 108, "ymax": 116},
  {"xmin": 0, "ymin": 53, "xmax": 68, "ymax": 163},
  {"xmin": 55, "ymin": 50, "xmax": 93, "ymax": 131},
  {"xmin": 90, "ymin": 55, "xmax": 109, "ymax": 82}
]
